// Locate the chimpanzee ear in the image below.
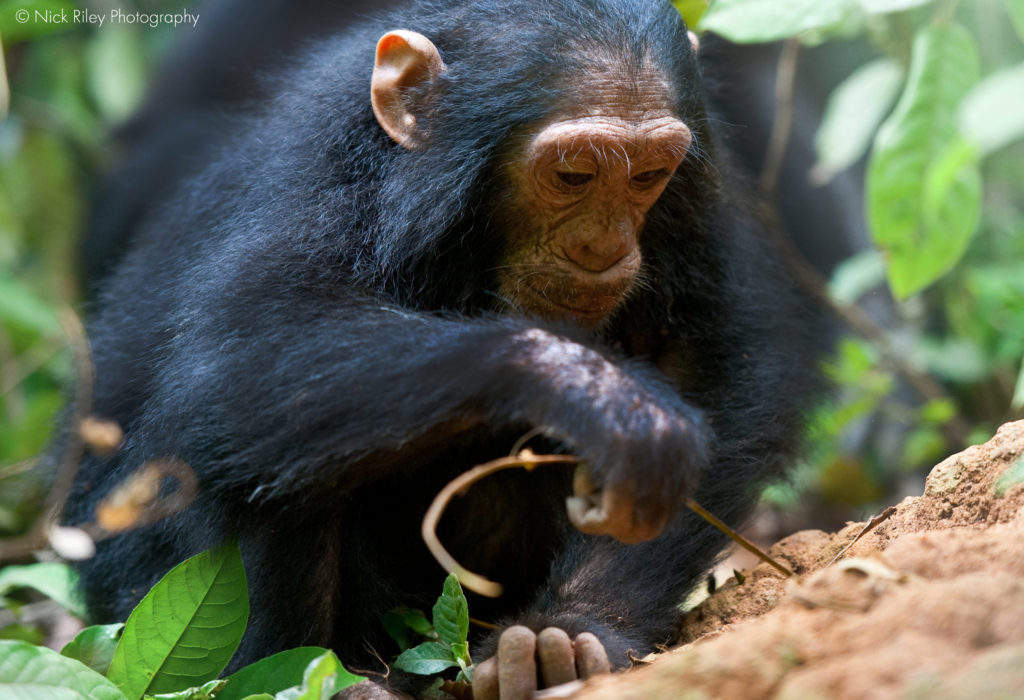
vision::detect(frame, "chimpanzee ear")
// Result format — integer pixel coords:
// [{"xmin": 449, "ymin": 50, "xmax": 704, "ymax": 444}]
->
[{"xmin": 371, "ymin": 30, "xmax": 446, "ymax": 149}]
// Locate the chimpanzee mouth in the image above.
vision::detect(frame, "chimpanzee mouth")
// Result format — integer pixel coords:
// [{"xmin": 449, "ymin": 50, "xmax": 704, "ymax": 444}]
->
[{"xmin": 519, "ymin": 278, "xmax": 633, "ymax": 325}]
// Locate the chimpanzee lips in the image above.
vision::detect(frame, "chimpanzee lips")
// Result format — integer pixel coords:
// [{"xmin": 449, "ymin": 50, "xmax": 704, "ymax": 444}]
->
[{"xmin": 520, "ymin": 276, "xmax": 634, "ymax": 325}]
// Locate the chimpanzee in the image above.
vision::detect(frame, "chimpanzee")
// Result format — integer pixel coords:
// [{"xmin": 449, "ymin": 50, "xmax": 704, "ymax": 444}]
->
[{"xmin": 63, "ymin": 0, "xmax": 822, "ymax": 696}]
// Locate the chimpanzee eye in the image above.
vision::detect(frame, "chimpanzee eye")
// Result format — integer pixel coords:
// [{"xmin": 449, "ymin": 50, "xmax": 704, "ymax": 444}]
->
[
  {"xmin": 631, "ymin": 169, "xmax": 670, "ymax": 187},
  {"xmin": 555, "ymin": 171, "xmax": 595, "ymax": 188}
]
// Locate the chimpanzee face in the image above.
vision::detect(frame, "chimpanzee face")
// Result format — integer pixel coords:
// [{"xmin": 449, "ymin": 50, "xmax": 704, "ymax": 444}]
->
[{"xmin": 496, "ymin": 69, "xmax": 691, "ymax": 327}]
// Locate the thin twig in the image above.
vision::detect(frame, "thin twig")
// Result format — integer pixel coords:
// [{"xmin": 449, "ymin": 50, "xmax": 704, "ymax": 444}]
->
[
  {"xmin": 685, "ymin": 498, "xmax": 792, "ymax": 577},
  {"xmin": 825, "ymin": 505, "xmax": 898, "ymax": 568},
  {"xmin": 759, "ymin": 38, "xmax": 800, "ymax": 197},
  {"xmin": 422, "ymin": 451, "xmax": 795, "ymax": 597}
]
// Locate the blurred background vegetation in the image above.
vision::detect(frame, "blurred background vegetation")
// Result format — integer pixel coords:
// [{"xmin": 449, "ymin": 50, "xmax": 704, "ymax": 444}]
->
[
  {"xmin": 0, "ymin": 0, "xmax": 1022, "ymax": 638},
  {"xmin": 1, "ymin": 0, "xmax": 180, "ymax": 546}
]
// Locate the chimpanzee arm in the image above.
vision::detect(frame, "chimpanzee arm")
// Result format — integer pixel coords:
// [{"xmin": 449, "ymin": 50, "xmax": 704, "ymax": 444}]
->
[{"xmin": 118, "ymin": 280, "xmax": 707, "ymax": 539}]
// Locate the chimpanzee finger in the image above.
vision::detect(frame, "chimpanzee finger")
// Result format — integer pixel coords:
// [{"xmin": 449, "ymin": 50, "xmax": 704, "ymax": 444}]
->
[
  {"xmin": 497, "ymin": 625, "xmax": 538, "ymax": 699},
  {"xmin": 574, "ymin": 632, "xmax": 611, "ymax": 678},
  {"xmin": 537, "ymin": 627, "xmax": 576, "ymax": 687},
  {"xmin": 567, "ymin": 467, "xmax": 665, "ymax": 544},
  {"xmin": 472, "ymin": 657, "xmax": 498, "ymax": 700}
]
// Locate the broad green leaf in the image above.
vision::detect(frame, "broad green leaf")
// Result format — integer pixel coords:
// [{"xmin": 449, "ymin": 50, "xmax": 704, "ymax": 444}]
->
[
  {"xmin": 61, "ymin": 624, "xmax": 124, "ymax": 676},
  {"xmin": 866, "ymin": 23, "xmax": 982, "ymax": 299},
  {"xmin": 432, "ymin": 574, "xmax": 469, "ymax": 648},
  {"xmin": 858, "ymin": 0, "xmax": 933, "ymax": 13},
  {"xmin": 700, "ymin": 0, "xmax": 857, "ymax": 43},
  {"xmin": 814, "ymin": 58, "xmax": 903, "ymax": 180},
  {"xmin": 0, "ymin": 639, "xmax": 127, "ymax": 700},
  {"xmin": 0, "ymin": 0, "xmax": 77, "ymax": 42},
  {"xmin": 218, "ymin": 648, "xmax": 328, "ymax": 700},
  {"xmin": 959, "ymin": 63, "xmax": 1024, "ymax": 156},
  {"xmin": 107, "ymin": 542, "xmax": 249, "ymax": 699},
  {"xmin": 0, "ymin": 562, "xmax": 85, "ymax": 617},
  {"xmin": 1006, "ymin": 0, "xmax": 1024, "ymax": 42},
  {"xmin": 274, "ymin": 651, "xmax": 364, "ymax": 700},
  {"xmin": 393, "ymin": 641, "xmax": 459, "ymax": 676}
]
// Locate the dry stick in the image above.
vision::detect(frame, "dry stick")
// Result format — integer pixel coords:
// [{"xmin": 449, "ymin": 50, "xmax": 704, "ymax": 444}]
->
[
  {"xmin": 422, "ymin": 452, "xmax": 793, "ymax": 598},
  {"xmin": 759, "ymin": 38, "xmax": 800, "ymax": 198}
]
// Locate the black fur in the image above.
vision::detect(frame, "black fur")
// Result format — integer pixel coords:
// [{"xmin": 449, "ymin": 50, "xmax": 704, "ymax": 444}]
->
[{"xmin": 64, "ymin": 0, "xmax": 821, "ymax": 680}]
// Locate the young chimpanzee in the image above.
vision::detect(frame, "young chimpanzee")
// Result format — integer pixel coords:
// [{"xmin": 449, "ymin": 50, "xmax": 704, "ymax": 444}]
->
[{"xmin": 63, "ymin": 0, "xmax": 821, "ymax": 696}]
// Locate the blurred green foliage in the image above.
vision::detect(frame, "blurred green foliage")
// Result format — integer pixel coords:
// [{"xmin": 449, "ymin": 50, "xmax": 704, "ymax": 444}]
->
[
  {"xmin": 698, "ymin": 0, "xmax": 1024, "ymax": 513},
  {"xmin": 0, "ymin": 0, "xmax": 175, "ymax": 536}
]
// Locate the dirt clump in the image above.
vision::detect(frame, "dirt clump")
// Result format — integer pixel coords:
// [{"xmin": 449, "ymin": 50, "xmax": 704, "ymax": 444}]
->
[{"xmin": 565, "ymin": 420, "xmax": 1024, "ymax": 700}]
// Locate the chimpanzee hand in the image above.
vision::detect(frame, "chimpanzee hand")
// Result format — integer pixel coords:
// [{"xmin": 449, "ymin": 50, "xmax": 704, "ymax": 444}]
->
[
  {"xmin": 514, "ymin": 329, "xmax": 709, "ymax": 545},
  {"xmin": 472, "ymin": 626, "xmax": 610, "ymax": 700}
]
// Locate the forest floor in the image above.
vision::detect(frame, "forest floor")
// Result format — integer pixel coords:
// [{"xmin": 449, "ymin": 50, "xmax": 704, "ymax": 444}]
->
[{"xmin": 561, "ymin": 419, "xmax": 1024, "ymax": 700}]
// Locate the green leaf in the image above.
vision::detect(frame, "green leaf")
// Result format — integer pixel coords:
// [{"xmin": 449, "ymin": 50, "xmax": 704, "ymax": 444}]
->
[
  {"xmin": 672, "ymin": 0, "xmax": 710, "ymax": 26},
  {"xmin": 866, "ymin": 23, "xmax": 982, "ymax": 299},
  {"xmin": 0, "ymin": 0, "xmax": 77, "ymax": 42},
  {"xmin": 903, "ymin": 426, "xmax": 946, "ymax": 468},
  {"xmin": 0, "ymin": 639, "xmax": 127, "ymax": 700},
  {"xmin": 700, "ymin": 0, "xmax": 857, "ymax": 43},
  {"xmin": 393, "ymin": 642, "xmax": 459, "ymax": 676},
  {"xmin": 814, "ymin": 58, "xmax": 903, "ymax": 180},
  {"xmin": 61, "ymin": 624, "xmax": 124, "ymax": 676},
  {"xmin": 432, "ymin": 574, "xmax": 469, "ymax": 648},
  {"xmin": 858, "ymin": 0, "xmax": 933, "ymax": 13},
  {"xmin": 274, "ymin": 651, "xmax": 364, "ymax": 700},
  {"xmin": 86, "ymin": 26, "xmax": 146, "ymax": 123},
  {"xmin": 1005, "ymin": 0, "xmax": 1024, "ymax": 42},
  {"xmin": 217, "ymin": 648, "xmax": 328, "ymax": 700},
  {"xmin": 828, "ymin": 249, "xmax": 887, "ymax": 305},
  {"xmin": 148, "ymin": 680, "xmax": 226, "ymax": 700},
  {"xmin": 107, "ymin": 542, "xmax": 249, "ymax": 699},
  {"xmin": 382, "ymin": 606, "xmax": 434, "ymax": 651},
  {"xmin": 959, "ymin": 63, "xmax": 1024, "ymax": 156},
  {"xmin": 0, "ymin": 562, "xmax": 85, "ymax": 618},
  {"xmin": 0, "ymin": 276, "xmax": 61, "ymax": 336},
  {"xmin": 919, "ymin": 398, "xmax": 956, "ymax": 425}
]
